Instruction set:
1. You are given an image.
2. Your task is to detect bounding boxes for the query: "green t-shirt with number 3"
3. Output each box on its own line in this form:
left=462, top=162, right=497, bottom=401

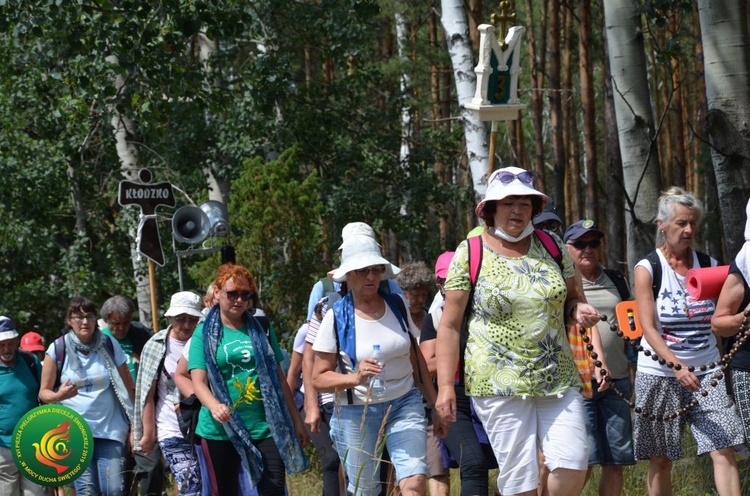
left=188, top=321, right=284, bottom=441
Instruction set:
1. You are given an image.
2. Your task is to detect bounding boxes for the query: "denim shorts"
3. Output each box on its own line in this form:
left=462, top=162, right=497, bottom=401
left=584, top=378, right=635, bottom=466
left=330, top=387, right=428, bottom=495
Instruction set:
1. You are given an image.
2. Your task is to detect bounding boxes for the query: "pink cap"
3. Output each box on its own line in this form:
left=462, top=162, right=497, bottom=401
left=434, top=251, right=456, bottom=279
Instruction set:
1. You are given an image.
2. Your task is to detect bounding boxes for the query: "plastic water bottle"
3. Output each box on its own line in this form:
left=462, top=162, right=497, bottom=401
left=370, top=344, right=386, bottom=398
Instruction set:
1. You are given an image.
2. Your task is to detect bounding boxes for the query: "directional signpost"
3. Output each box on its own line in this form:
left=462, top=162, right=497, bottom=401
left=118, top=169, right=175, bottom=332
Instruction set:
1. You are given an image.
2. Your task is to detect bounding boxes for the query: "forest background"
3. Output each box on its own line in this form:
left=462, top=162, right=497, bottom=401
left=1, top=0, right=749, bottom=346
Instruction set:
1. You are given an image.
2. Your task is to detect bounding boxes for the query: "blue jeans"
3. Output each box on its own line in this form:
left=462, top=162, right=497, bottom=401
left=330, top=388, right=428, bottom=496
left=74, top=438, right=125, bottom=496
left=584, top=378, right=635, bottom=466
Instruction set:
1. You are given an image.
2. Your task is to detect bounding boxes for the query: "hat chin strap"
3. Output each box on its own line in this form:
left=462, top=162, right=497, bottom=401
left=490, top=222, right=535, bottom=243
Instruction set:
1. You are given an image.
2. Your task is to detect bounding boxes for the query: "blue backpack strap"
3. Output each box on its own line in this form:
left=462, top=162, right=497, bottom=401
left=53, top=336, right=66, bottom=390
left=534, top=229, right=563, bottom=271
left=18, top=351, right=40, bottom=391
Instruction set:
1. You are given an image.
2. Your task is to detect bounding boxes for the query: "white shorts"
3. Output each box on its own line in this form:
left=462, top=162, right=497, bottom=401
left=472, top=388, right=589, bottom=495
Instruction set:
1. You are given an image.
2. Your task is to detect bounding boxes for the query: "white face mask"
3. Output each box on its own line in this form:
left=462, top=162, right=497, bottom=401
left=490, top=221, right=535, bottom=242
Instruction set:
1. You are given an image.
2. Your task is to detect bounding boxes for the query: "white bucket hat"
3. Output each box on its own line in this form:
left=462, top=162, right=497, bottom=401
left=164, top=291, right=203, bottom=318
left=476, top=166, right=548, bottom=218
left=339, top=222, right=379, bottom=249
left=332, top=235, right=400, bottom=282
left=0, top=316, right=19, bottom=342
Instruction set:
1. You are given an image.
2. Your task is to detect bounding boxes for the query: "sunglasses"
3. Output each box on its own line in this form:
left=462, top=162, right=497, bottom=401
left=570, top=239, right=601, bottom=250
left=353, top=265, right=386, bottom=277
left=222, top=290, right=255, bottom=302
left=492, top=170, right=534, bottom=185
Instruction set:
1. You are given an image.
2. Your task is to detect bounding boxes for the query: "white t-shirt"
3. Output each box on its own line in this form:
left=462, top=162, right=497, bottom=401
left=155, top=336, right=187, bottom=442
left=313, top=296, right=418, bottom=405
left=306, top=306, right=335, bottom=406
left=636, top=249, right=718, bottom=376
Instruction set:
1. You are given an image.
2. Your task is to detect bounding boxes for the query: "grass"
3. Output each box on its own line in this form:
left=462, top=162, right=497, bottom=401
left=288, top=431, right=750, bottom=495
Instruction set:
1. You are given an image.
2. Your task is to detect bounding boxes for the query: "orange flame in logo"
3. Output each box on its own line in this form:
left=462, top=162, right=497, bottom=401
left=32, top=420, right=71, bottom=474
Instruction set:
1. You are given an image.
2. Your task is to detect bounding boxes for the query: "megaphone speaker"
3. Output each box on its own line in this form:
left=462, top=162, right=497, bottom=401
left=172, top=206, right=210, bottom=244
left=200, top=201, right=230, bottom=237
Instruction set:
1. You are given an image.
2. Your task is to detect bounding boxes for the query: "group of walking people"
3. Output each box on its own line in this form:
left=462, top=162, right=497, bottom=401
left=3, top=165, right=750, bottom=496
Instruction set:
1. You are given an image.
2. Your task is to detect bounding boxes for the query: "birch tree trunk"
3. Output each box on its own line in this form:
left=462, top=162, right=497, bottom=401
left=697, top=0, right=750, bottom=258
left=107, top=54, right=152, bottom=325
left=441, top=0, right=490, bottom=198
left=603, top=0, right=662, bottom=275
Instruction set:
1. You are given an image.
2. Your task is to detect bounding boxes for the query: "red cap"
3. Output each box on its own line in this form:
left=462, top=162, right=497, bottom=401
left=20, top=332, right=45, bottom=352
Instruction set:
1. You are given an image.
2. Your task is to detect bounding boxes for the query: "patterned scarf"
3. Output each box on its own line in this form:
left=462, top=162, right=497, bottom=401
left=64, top=329, right=134, bottom=421
left=202, top=306, right=309, bottom=486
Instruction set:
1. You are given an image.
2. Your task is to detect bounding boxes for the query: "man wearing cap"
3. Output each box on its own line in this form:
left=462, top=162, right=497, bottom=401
left=0, top=316, right=46, bottom=496
left=305, top=222, right=403, bottom=320
left=564, top=219, right=635, bottom=496
left=133, top=292, right=204, bottom=496
left=533, top=202, right=564, bottom=236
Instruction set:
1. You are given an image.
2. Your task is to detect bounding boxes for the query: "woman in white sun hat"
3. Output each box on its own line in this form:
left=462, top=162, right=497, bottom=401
left=435, top=166, right=601, bottom=496
left=312, top=234, right=446, bottom=496
left=132, top=291, right=204, bottom=496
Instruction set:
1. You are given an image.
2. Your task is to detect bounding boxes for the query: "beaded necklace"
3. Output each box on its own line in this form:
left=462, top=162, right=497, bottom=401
left=583, top=310, right=748, bottom=422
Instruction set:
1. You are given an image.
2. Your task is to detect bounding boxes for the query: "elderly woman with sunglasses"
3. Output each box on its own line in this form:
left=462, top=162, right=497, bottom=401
left=188, top=263, right=309, bottom=495
left=39, top=296, right=135, bottom=496
left=435, top=166, right=601, bottom=496
left=312, top=234, right=445, bottom=496
left=132, top=291, right=204, bottom=496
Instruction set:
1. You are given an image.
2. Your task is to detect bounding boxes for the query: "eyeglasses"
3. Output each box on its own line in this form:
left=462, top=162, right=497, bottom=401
left=222, top=290, right=255, bottom=302
left=171, top=316, right=200, bottom=326
left=353, top=265, right=386, bottom=277
left=492, top=170, right=534, bottom=185
left=70, top=314, right=97, bottom=323
left=570, top=239, right=601, bottom=250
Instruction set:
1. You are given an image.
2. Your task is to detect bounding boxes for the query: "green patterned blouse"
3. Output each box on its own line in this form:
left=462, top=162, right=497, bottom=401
left=445, top=233, right=581, bottom=397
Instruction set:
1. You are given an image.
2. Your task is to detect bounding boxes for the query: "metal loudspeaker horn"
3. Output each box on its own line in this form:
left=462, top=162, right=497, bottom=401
left=172, top=205, right=210, bottom=244
left=200, top=201, right=230, bottom=237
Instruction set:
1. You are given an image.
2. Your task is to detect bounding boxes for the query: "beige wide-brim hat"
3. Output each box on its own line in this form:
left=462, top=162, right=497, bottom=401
left=475, top=166, right=548, bottom=218
left=332, top=235, right=400, bottom=283
left=338, top=221, right=379, bottom=250
left=164, top=291, right=203, bottom=318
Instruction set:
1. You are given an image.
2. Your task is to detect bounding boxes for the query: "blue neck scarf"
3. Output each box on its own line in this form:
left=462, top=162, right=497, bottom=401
left=202, top=306, right=309, bottom=486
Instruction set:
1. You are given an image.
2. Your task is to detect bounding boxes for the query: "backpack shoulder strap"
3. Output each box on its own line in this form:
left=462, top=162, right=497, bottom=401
left=603, top=268, right=631, bottom=301
left=467, top=235, right=483, bottom=287
left=696, top=251, right=713, bottom=269
left=102, top=334, right=116, bottom=360
left=534, top=229, right=563, bottom=271
left=645, top=251, right=661, bottom=300
left=18, top=351, right=40, bottom=389
left=53, top=336, right=66, bottom=390
left=321, top=277, right=334, bottom=295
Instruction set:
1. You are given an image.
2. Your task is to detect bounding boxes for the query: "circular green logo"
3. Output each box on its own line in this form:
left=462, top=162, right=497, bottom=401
left=11, top=404, right=93, bottom=487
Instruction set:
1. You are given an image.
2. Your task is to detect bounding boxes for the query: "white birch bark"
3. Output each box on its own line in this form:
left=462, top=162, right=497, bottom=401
left=441, top=0, right=490, bottom=198
left=697, top=0, right=750, bottom=257
left=395, top=11, right=412, bottom=172
left=107, top=54, right=152, bottom=324
left=603, top=0, right=662, bottom=275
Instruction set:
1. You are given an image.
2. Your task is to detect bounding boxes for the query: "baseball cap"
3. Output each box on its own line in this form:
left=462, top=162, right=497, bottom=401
left=164, top=291, right=203, bottom=318
left=434, top=252, right=456, bottom=279
left=563, top=219, right=604, bottom=243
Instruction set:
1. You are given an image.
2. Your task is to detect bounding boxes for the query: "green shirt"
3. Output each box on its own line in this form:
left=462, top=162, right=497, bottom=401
left=188, top=321, right=284, bottom=441
left=445, top=234, right=580, bottom=397
left=101, top=328, right=137, bottom=381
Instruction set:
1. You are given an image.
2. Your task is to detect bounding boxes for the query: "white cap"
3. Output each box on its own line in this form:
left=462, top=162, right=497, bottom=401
left=164, top=291, right=203, bottom=318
